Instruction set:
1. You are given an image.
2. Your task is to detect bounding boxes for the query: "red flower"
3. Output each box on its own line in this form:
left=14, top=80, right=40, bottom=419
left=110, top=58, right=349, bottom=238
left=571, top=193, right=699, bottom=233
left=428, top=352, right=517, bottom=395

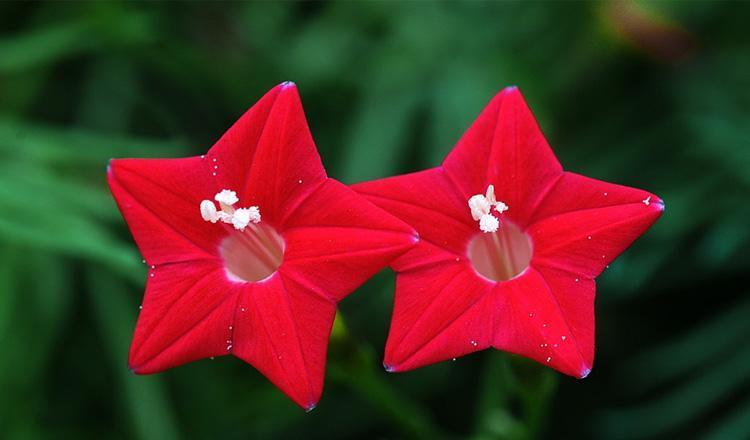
left=353, top=87, right=663, bottom=378
left=107, top=82, right=417, bottom=410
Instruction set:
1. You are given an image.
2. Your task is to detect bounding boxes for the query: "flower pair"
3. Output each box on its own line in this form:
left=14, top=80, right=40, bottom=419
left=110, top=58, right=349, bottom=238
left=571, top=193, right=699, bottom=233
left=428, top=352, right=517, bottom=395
left=107, top=82, right=663, bottom=410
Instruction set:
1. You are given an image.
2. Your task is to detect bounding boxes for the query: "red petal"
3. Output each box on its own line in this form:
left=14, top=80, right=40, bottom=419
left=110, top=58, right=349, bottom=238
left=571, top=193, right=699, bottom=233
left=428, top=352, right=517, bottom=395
left=528, top=179, right=663, bottom=277
left=529, top=171, right=663, bottom=223
left=207, top=82, right=327, bottom=227
left=442, top=87, right=562, bottom=225
left=383, top=250, right=495, bottom=372
left=281, top=179, right=418, bottom=302
left=492, top=267, right=594, bottom=378
left=353, top=167, right=474, bottom=256
left=128, top=260, right=238, bottom=373
left=231, top=275, right=336, bottom=411
left=108, top=157, right=222, bottom=265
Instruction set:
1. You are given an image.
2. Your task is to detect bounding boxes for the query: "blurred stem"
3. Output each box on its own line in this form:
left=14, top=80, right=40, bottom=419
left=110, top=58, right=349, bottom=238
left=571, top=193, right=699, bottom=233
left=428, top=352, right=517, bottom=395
left=328, top=312, right=445, bottom=439
left=473, top=353, right=558, bottom=440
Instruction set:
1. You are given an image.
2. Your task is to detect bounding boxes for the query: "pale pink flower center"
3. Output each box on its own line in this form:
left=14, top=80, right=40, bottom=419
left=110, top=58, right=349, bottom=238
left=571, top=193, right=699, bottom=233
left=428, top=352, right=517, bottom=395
left=220, top=223, right=284, bottom=282
left=467, top=220, right=532, bottom=282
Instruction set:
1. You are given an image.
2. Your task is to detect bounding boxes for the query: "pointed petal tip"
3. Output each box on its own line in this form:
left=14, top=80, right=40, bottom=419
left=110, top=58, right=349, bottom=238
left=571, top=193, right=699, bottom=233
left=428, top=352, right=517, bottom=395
left=578, top=367, right=592, bottom=379
left=498, top=85, right=520, bottom=98
left=654, top=199, right=666, bottom=212
left=280, top=80, right=297, bottom=89
left=304, top=402, right=318, bottom=413
left=383, top=362, right=397, bottom=373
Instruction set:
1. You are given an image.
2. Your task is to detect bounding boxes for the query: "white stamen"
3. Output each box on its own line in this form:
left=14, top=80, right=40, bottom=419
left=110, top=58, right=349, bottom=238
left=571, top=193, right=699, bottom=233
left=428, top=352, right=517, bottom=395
left=217, top=211, right=234, bottom=224
left=200, top=200, right=219, bottom=223
left=468, top=194, right=491, bottom=221
left=495, top=201, right=509, bottom=214
left=479, top=214, right=499, bottom=233
left=231, top=207, right=261, bottom=231
left=643, top=196, right=651, bottom=206
left=468, top=185, right=509, bottom=232
left=215, top=189, right=239, bottom=206
left=200, top=188, right=262, bottom=229
left=485, top=184, right=497, bottom=205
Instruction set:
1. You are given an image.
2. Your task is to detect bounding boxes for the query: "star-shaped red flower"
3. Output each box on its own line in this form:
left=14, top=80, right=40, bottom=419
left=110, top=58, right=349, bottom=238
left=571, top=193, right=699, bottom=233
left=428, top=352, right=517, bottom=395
left=353, top=87, right=663, bottom=378
left=107, top=82, right=417, bottom=410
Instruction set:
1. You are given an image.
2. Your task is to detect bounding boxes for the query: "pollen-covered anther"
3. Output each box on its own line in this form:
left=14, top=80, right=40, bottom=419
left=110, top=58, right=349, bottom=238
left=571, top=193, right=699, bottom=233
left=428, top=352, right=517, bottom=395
left=231, top=207, right=261, bottom=231
left=199, top=188, right=262, bottom=231
left=200, top=200, right=219, bottom=223
left=479, top=214, right=499, bottom=233
left=468, top=184, right=509, bottom=233
left=215, top=189, right=239, bottom=207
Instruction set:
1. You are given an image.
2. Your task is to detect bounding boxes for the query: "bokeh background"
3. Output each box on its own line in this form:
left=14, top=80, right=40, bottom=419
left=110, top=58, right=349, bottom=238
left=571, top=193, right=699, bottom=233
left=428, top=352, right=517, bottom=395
left=1, top=1, right=749, bottom=439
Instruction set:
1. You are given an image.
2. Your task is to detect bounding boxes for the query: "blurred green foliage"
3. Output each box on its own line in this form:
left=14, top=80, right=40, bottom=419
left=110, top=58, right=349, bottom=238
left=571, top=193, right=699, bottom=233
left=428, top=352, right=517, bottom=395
left=0, top=1, right=749, bottom=439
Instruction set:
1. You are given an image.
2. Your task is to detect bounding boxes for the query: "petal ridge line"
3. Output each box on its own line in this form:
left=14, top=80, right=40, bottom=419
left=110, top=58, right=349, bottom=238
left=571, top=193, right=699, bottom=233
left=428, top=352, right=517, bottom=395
left=392, top=267, right=487, bottom=364
left=110, top=171, right=218, bottom=259
left=131, top=263, right=220, bottom=361
left=529, top=267, right=588, bottom=371
left=284, top=243, right=411, bottom=263
left=279, top=269, right=335, bottom=303
left=530, top=204, right=660, bottom=255
left=358, top=191, right=474, bottom=231
left=131, top=281, right=238, bottom=371
left=278, top=274, right=315, bottom=405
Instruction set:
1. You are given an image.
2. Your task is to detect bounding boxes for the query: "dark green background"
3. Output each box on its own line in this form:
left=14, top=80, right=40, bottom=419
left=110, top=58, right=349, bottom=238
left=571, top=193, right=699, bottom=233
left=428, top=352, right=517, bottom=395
left=1, top=1, right=748, bottom=439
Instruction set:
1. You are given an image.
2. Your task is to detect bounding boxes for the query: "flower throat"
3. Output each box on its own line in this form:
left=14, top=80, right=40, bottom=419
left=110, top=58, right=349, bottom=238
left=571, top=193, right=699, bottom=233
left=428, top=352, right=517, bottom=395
left=466, top=185, right=531, bottom=281
left=200, top=189, right=284, bottom=282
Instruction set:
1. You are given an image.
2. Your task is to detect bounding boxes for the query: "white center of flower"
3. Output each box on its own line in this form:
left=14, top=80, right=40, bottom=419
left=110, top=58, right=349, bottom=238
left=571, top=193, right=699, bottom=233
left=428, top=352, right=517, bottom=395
left=199, top=189, right=261, bottom=231
left=468, top=220, right=532, bottom=282
left=467, top=185, right=509, bottom=233
left=200, top=189, right=282, bottom=282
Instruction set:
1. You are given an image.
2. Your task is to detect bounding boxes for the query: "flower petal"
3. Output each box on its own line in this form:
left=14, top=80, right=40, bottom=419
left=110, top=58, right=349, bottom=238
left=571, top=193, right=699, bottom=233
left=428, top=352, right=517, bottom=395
left=528, top=194, right=663, bottom=278
left=231, top=275, right=336, bottom=411
left=108, top=157, right=222, bottom=265
left=207, top=82, right=327, bottom=227
left=442, top=86, right=563, bottom=225
left=492, top=267, right=594, bottom=378
left=529, top=171, right=663, bottom=223
left=128, top=260, right=237, bottom=373
left=353, top=167, right=474, bottom=256
left=384, top=252, right=495, bottom=372
left=281, top=179, right=418, bottom=302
